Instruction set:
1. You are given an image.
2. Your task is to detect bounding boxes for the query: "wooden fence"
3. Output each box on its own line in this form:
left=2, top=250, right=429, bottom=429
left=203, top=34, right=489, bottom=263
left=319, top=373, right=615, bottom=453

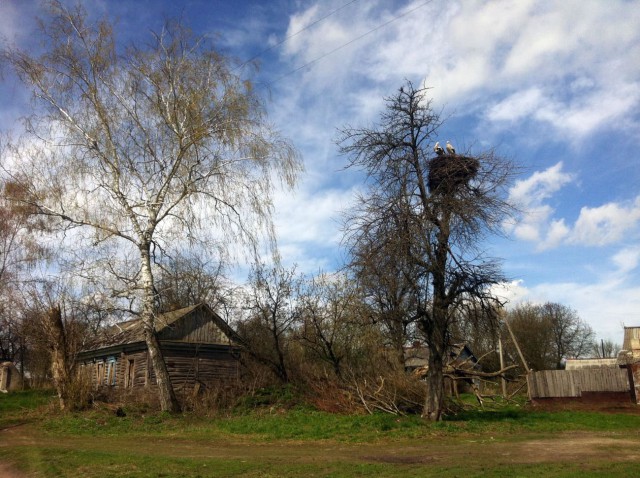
left=528, top=368, right=630, bottom=398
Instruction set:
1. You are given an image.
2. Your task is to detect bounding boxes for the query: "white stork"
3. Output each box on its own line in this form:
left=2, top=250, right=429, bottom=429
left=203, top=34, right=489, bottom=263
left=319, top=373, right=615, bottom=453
left=446, top=141, right=456, bottom=155
left=433, top=142, right=444, bottom=156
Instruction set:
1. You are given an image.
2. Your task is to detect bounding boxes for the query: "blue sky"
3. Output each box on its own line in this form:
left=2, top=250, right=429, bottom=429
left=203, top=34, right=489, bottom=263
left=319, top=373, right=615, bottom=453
left=1, top=0, right=639, bottom=343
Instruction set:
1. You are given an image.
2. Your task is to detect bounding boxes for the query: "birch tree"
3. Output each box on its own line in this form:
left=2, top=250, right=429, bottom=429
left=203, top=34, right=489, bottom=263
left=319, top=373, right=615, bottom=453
left=339, top=82, right=516, bottom=420
left=2, top=2, right=301, bottom=411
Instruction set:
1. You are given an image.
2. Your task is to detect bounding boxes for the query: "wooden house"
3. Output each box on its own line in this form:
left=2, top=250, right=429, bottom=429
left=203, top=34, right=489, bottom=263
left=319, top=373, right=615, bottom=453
left=76, top=303, right=240, bottom=395
left=405, top=343, right=482, bottom=395
left=404, top=343, right=481, bottom=374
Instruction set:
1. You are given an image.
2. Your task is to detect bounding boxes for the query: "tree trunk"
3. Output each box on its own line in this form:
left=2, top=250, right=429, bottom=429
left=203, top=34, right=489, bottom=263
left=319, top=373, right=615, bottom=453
left=139, top=245, right=181, bottom=413
left=422, top=212, right=450, bottom=421
left=46, top=306, right=71, bottom=410
left=422, top=346, right=444, bottom=421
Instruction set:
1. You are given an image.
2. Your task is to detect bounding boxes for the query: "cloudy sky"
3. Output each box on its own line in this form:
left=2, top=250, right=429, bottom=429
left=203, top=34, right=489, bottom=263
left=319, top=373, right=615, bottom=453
left=1, top=0, right=639, bottom=342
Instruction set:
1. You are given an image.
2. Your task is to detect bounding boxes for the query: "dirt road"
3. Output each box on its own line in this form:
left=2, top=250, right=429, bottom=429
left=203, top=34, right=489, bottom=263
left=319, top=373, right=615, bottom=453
left=2, top=422, right=640, bottom=477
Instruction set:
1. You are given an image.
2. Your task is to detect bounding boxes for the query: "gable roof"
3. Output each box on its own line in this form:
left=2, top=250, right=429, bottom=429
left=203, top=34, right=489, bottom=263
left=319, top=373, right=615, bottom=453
left=83, top=303, right=238, bottom=354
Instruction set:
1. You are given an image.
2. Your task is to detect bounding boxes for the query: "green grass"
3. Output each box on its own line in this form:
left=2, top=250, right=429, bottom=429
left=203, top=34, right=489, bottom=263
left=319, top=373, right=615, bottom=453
left=0, top=388, right=56, bottom=428
left=0, top=388, right=55, bottom=412
left=445, top=407, right=640, bottom=433
left=37, top=406, right=431, bottom=442
left=5, top=390, right=640, bottom=442
left=4, top=444, right=640, bottom=478
left=30, top=399, right=640, bottom=443
left=3, top=391, right=640, bottom=477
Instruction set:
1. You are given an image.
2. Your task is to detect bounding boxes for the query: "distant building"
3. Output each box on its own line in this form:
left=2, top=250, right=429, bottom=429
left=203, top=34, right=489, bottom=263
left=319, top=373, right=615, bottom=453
left=529, top=327, right=638, bottom=403
left=405, top=342, right=481, bottom=395
left=0, top=361, right=23, bottom=393
left=565, top=358, right=618, bottom=370
left=617, top=326, right=640, bottom=404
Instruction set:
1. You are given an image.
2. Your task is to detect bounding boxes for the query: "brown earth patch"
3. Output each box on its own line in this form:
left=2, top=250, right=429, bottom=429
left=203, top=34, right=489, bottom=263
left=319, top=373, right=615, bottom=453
left=0, top=462, right=25, bottom=478
left=529, top=395, right=640, bottom=413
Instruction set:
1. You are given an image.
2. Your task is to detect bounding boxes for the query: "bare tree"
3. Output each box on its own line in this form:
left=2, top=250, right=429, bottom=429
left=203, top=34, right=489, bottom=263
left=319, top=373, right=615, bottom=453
left=0, top=178, right=48, bottom=377
left=592, top=339, right=621, bottom=359
left=339, top=82, right=516, bottom=420
left=2, top=3, right=301, bottom=411
left=505, top=302, right=594, bottom=370
left=351, top=231, right=419, bottom=367
left=542, top=302, right=594, bottom=369
left=297, top=272, right=362, bottom=378
left=235, top=264, right=303, bottom=383
left=154, top=252, right=227, bottom=312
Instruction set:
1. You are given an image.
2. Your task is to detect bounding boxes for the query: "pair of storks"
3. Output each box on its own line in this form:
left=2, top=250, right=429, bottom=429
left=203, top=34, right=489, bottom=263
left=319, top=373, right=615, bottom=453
left=433, top=141, right=455, bottom=156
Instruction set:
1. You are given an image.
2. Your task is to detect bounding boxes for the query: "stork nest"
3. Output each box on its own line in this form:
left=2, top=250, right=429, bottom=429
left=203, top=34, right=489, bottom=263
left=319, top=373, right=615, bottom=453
left=428, top=155, right=479, bottom=195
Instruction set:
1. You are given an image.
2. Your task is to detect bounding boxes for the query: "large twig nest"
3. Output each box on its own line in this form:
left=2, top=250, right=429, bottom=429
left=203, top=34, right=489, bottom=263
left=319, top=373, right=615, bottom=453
left=428, top=155, right=479, bottom=194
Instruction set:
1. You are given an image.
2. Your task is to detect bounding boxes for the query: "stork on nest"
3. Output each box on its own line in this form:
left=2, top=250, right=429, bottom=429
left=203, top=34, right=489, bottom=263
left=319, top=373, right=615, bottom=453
left=446, top=141, right=456, bottom=155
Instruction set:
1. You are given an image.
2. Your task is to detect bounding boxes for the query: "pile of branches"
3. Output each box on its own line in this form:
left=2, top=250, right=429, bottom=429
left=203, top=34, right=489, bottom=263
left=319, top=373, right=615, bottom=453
left=347, top=372, right=426, bottom=416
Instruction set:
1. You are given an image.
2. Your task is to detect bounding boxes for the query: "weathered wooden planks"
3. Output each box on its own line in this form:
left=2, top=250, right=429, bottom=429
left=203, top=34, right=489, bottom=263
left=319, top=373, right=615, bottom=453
left=528, top=368, right=630, bottom=398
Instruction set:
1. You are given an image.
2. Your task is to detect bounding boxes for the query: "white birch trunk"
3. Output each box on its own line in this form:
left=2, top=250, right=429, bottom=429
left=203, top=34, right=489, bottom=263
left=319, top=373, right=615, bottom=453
left=139, top=245, right=180, bottom=412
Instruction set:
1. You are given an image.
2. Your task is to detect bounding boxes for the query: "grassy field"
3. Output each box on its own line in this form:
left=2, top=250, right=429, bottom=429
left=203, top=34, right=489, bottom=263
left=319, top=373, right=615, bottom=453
left=2, top=390, right=640, bottom=477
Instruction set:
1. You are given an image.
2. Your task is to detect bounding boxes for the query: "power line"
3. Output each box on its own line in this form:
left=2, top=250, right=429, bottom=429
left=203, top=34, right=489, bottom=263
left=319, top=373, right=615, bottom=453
left=266, top=0, right=433, bottom=87
left=237, top=0, right=361, bottom=71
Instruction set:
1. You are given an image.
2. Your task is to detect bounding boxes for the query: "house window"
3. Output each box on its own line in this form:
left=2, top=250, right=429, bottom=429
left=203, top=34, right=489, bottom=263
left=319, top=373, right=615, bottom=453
left=125, top=359, right=135, bottom=388
left=106, top=357, right=117, bottom=386
left=96, top=361, right=104, bottom=385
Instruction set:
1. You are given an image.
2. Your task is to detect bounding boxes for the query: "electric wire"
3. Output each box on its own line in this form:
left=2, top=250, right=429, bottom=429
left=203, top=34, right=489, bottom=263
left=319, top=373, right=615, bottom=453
left=237, top=0, right=361, bottom=71
left=265, top=0, right=433, bottom=87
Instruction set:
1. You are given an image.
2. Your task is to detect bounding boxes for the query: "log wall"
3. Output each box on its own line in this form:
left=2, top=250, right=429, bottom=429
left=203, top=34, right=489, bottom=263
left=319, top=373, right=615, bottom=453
left=79, top=347, right=238, bottom=393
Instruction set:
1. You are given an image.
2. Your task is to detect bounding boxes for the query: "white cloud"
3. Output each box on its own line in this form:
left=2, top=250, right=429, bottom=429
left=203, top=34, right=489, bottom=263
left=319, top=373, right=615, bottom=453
left=569, top=197, right=640, bottom=246
left=486, top=84, right=640, bottom=141
left=541, top=219, right=570, bottom=250
left=505, top=162, right=573, bottom=247
left=508, top=162, right=573, bottom=206
left=272, top=179, right=359, bottom=272
left=508, top=164, right=640, bottom=250
left=611, top=246, right=640, bottom=276
left=512, top=279, right=640, bottom=343
left=424, top=0, right=640, bottom=140
left=487, top=88, right=545, bottom=122
left=0, top=2, right=21, bottom=43
left=495, top=247, right=640, bottom=342
left=276, top=0, right=640, bottom=152
left=491, top=279, right=529, bottom=305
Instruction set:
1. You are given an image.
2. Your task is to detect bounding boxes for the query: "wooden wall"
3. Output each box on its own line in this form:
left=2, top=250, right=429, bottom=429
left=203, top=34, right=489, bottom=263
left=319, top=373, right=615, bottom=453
left=163, top=355, right=238, bottom=394
left=528, top=369, right=630, bottom=398
left=79, top=347, right=238, bottom=393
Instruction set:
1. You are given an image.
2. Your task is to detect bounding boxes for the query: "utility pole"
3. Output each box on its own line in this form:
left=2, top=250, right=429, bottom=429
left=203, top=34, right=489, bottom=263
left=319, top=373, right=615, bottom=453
left=498, top=334, right=507, bottom=397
